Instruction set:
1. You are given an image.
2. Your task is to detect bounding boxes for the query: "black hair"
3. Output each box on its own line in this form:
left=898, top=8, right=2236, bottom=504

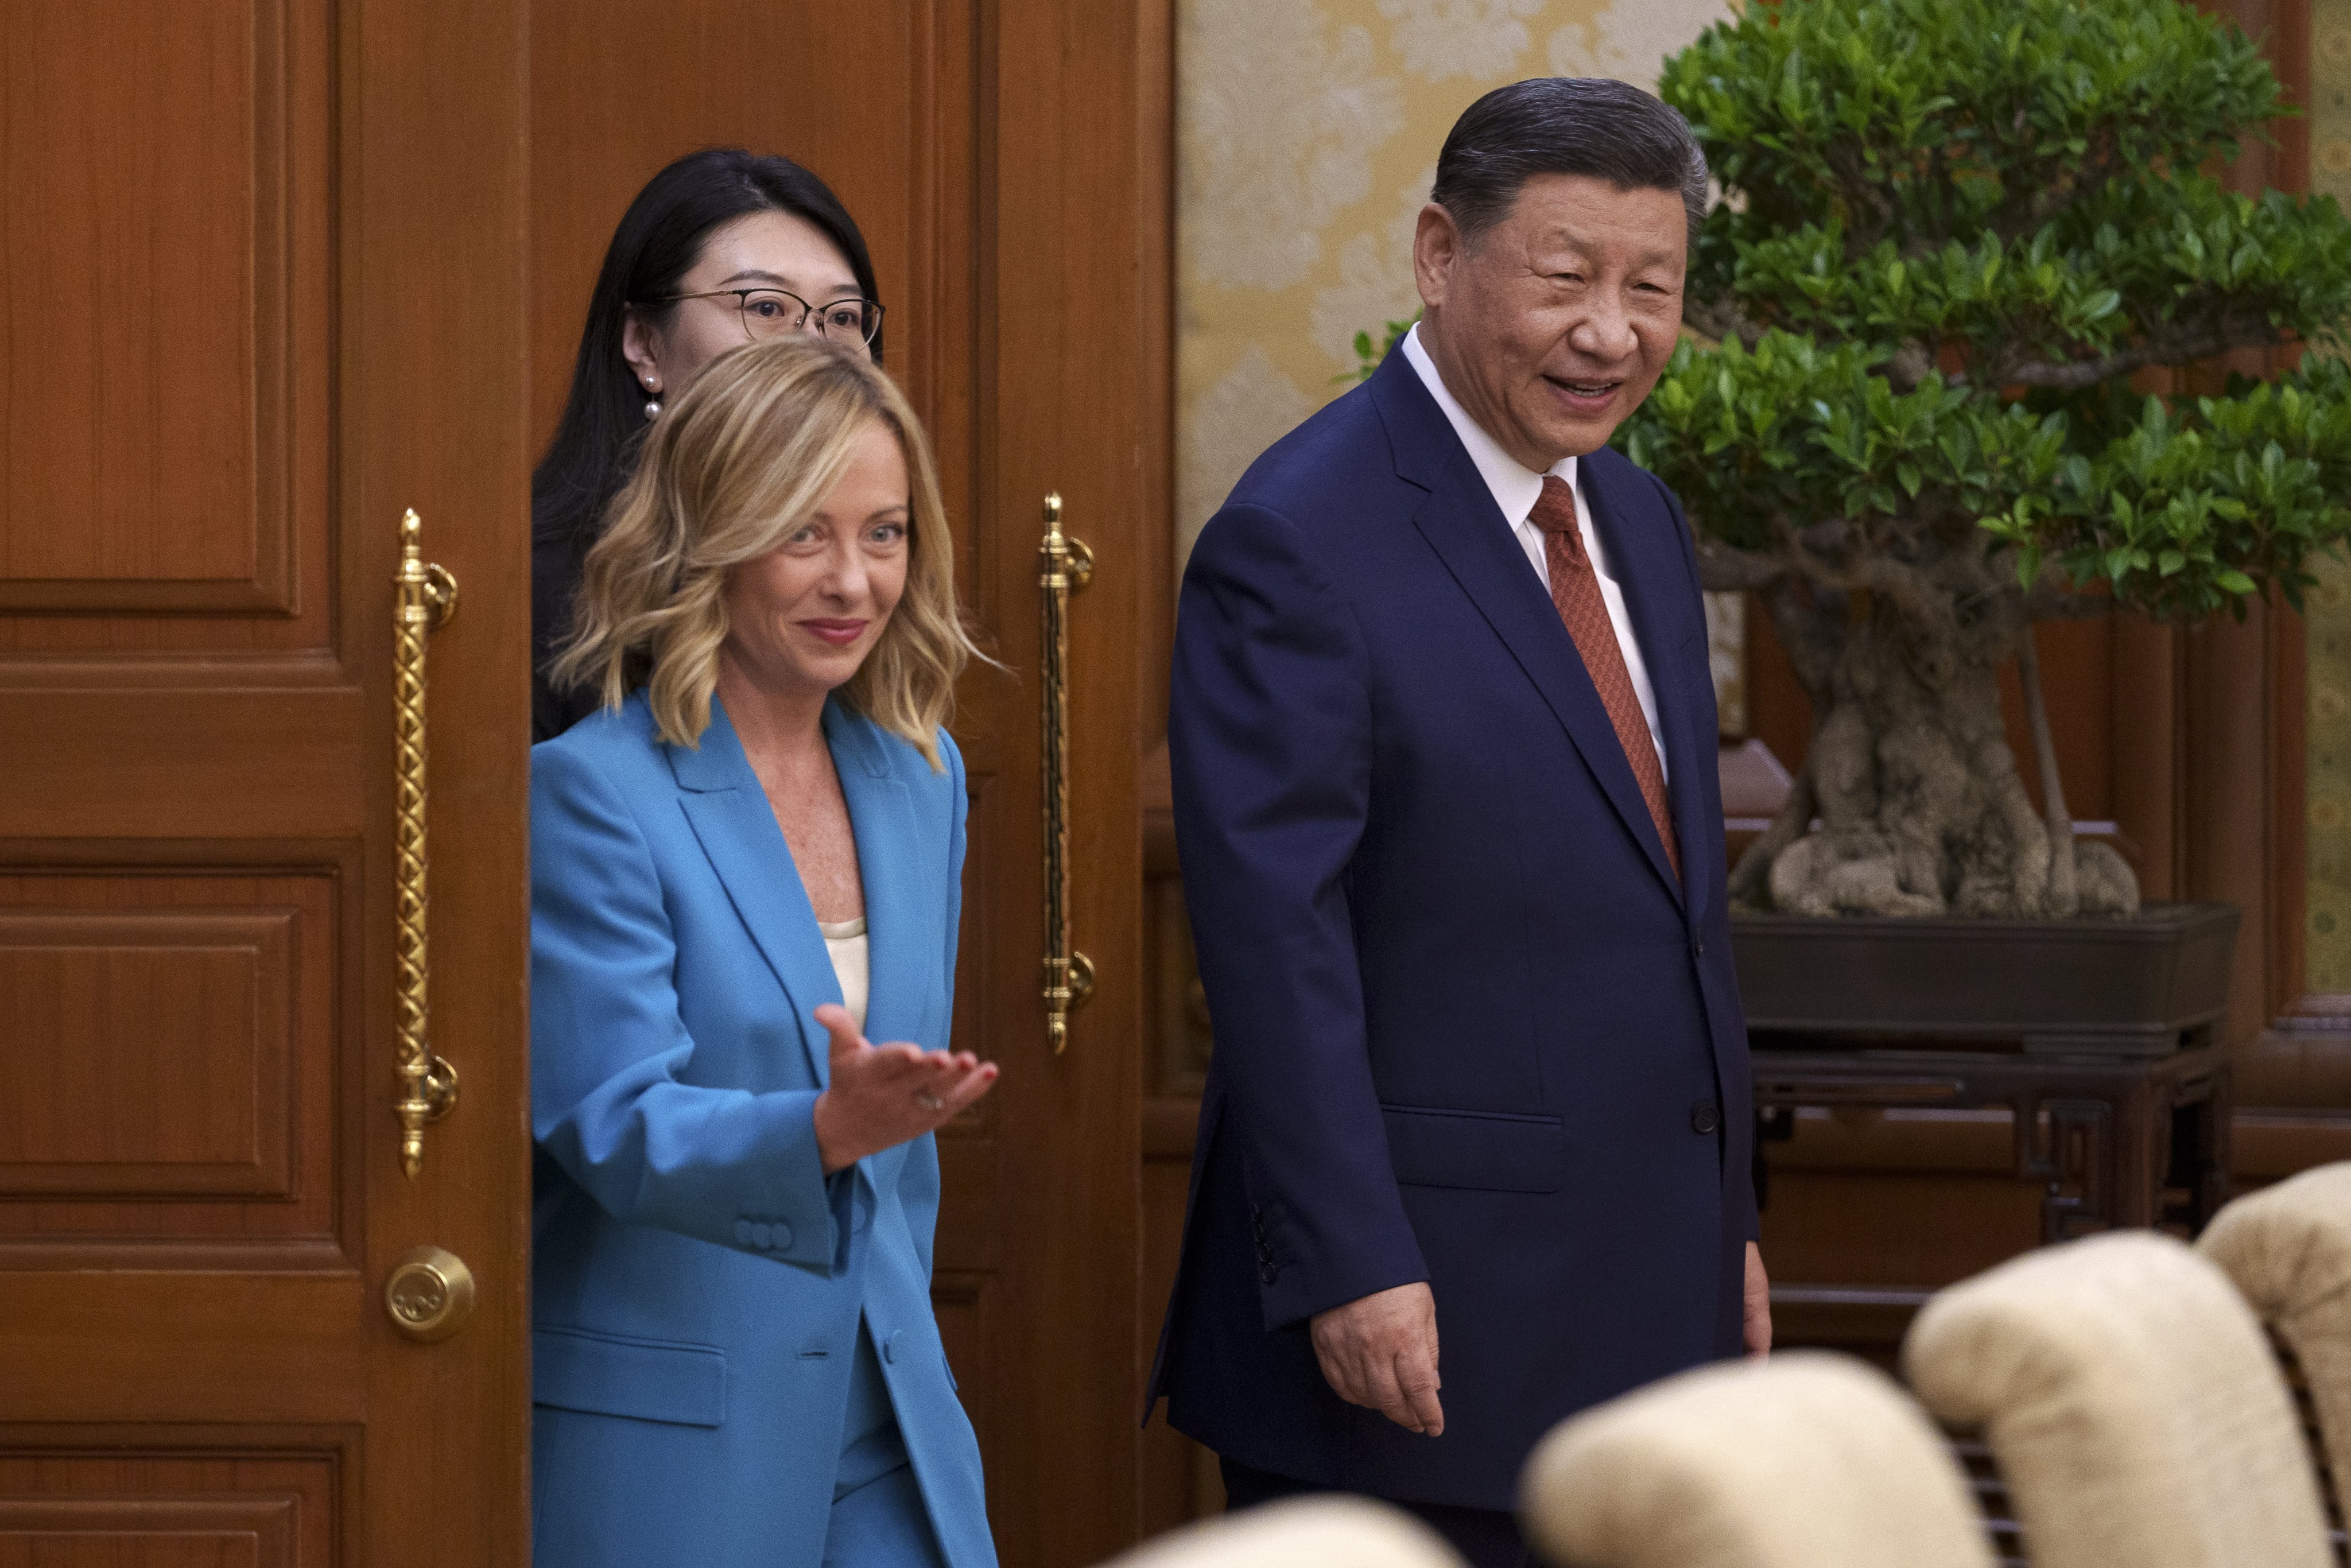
left=1431, top=77, right=1707, bottom=247
left=530, top=147, right=881, bottom=553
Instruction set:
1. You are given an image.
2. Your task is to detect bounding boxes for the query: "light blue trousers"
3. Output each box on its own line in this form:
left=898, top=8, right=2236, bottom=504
left=822, top=1316, right=947, bottom=1568
left=823, top=1461, right=948, bottom=1568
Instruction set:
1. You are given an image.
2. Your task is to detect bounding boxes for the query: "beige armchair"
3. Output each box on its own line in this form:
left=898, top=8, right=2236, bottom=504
left=1903, top=1229, right=2333, bottom=1568
left=1099, top=1497, right=1467, bottom=1568
left=2199, top=1162, right=2351, bottom=1523
left=1518, top=1351, right=1994, bottom=1568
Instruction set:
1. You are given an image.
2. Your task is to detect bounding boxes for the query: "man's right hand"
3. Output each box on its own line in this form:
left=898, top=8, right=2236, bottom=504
left=1309, top=1282, right=1444, bottom=1436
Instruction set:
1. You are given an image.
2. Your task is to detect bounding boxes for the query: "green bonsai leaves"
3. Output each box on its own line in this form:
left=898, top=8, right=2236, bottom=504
left=1667, top=0, right=2282, bottom=259
left=1639, top=0, right=2351, bottom=621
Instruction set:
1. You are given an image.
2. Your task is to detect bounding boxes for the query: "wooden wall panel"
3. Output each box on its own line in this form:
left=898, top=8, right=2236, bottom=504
left=1, top=1501, right=276, bottom=1567
left=0, top=911, right=286, bottom=1186
left=2, top=2, right=267, bottom=596
left=0, top=872, right=339, bottom=1258
left=0, top=691, right=362, bottom=841
left=0, top=0, right=324, bottom=630
left=0, top=1447, right=337, bottom=1568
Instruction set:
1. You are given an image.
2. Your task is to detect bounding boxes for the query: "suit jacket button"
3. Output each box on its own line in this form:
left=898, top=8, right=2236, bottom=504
left=733, top=1219, right=754, bottom=1245
left=1259, top=1263, right=1278, bottom=1284
left=772, top=1224, right=793, bottom=1251
left=1691, top=1102, right=1721, bottom=1136
left=750, top=1222, right=773, bottom=1249
left=883, top=1330, right=903, bottom=1365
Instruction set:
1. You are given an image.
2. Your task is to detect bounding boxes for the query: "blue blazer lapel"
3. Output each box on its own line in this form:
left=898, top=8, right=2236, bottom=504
left=1370, top=355, right=1684, bottom=906
left=670, top=698, right=842, bottom=1086
left=1581, top=453, right=1716, bottom=923
left=822, top=701, right=926, bottom=1047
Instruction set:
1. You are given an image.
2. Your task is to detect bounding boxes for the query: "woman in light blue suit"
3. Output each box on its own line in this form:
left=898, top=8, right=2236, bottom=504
left=532, top=335, right=998, bottom=1568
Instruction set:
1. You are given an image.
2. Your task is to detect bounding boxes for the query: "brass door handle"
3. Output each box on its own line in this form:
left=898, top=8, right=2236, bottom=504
left=393, top=510, right=460, bottom=1177
left=384, top=1244, right=476, bottom=1342
left=1038, top=494, right=1094, bottom=1053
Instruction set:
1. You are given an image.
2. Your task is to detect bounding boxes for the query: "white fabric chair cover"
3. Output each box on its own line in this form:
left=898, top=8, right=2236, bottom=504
left=1098, top=1497, right=1465, bottom=1568
left=1519, top=1350, right=1995, bottom=1568
left=1904, top=1229, right=2332, bottom=1568
left=2199, top=1161, right=2351, bottom=1516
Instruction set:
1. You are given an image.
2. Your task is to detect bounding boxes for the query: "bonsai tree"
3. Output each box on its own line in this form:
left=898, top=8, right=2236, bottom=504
left=1623, top=0, right=2351, bottom=919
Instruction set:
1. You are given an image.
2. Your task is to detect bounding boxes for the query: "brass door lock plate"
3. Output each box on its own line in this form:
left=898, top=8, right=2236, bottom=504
left=384, top=1244, right=476, bottom=1343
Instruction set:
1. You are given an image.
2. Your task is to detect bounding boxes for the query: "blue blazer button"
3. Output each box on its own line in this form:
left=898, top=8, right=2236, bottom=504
left=750, top=1222, right=773, bottom=1249
left=883, top=1329, right=904, bottom=1365
left=733, top=1218, right=754, bottom=1245
left=772, top=1224, right=793, bottom=1251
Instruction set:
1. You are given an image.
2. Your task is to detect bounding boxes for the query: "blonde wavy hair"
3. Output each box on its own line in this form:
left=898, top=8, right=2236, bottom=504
left=550, top=336, right=977, bottom=769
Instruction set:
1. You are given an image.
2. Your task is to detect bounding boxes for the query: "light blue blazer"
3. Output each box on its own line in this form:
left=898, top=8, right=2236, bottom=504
left=529, top=691, right=992, bottom=1568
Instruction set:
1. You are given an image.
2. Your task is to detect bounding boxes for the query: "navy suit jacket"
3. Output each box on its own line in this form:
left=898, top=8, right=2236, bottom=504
left=1147, top=348, right=1758, bottom=1511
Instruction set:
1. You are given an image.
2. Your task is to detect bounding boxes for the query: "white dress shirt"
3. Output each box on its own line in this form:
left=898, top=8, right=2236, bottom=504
left=1400, top=324, right=1669, bottom=783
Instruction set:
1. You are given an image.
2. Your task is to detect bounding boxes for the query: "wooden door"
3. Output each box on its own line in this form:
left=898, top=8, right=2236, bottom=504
left=528, top=2, right=1164, bottom=1562
left=0, top=2, right=533, bottom=1563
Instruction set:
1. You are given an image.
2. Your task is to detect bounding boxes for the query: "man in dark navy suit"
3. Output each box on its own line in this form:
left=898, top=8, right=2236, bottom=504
left=1147, top=78, right=1770, bottom=1566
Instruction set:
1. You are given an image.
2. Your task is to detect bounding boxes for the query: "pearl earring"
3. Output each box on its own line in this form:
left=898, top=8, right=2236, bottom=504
left=643, top=397, right=662, bottom=421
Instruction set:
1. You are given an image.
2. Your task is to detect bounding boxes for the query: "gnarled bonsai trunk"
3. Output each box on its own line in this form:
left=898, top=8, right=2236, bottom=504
left=1739, top=554, right=2139, bottom=919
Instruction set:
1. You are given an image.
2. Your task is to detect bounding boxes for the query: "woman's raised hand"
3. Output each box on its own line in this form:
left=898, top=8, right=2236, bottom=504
left=809, top=1003, right=999, bottom=1173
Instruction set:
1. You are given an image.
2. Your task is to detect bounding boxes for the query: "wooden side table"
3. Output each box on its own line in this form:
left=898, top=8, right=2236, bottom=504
left=1751, top=1042, right=2233, bottom=1244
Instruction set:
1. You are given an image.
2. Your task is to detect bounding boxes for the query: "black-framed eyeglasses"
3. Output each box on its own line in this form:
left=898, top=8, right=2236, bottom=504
left=655, top=287, right=884, bottom=348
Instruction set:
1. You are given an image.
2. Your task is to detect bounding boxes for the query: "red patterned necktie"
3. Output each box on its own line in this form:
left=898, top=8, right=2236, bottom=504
left=1527, top=474, right=1681, bottom=881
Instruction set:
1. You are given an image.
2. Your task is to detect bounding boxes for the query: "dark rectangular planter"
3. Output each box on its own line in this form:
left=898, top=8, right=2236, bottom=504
left=1731, top=901, right=2241, bottom=1057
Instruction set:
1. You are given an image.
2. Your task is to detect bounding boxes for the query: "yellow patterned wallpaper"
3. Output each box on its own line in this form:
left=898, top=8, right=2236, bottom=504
left=1174, top=0, right=1748, bottom=723
left=2304, top=0, right=2351, bottom=991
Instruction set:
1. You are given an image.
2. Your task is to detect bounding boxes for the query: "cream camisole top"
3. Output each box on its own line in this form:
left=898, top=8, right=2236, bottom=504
left=817, top=916, right=870, bottom=1033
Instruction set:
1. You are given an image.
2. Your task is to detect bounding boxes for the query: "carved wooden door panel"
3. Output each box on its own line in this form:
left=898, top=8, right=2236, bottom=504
left=527, top=2, right=1160, bottom=1561
left=0, top=2, right=533, bottom=1563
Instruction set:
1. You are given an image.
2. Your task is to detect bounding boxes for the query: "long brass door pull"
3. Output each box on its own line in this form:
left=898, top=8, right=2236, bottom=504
left=1038, top=494, right=1093, bottom=1053
left=393, top=510, right=460, bottom=1177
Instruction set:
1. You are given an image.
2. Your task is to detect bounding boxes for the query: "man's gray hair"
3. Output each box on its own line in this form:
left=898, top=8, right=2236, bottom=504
left=1432, top=77, right=1708, bottom=249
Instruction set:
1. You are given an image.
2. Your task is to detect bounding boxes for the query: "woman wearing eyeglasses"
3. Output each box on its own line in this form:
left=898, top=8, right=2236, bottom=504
left=533, top=148, right=888, bottom=741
